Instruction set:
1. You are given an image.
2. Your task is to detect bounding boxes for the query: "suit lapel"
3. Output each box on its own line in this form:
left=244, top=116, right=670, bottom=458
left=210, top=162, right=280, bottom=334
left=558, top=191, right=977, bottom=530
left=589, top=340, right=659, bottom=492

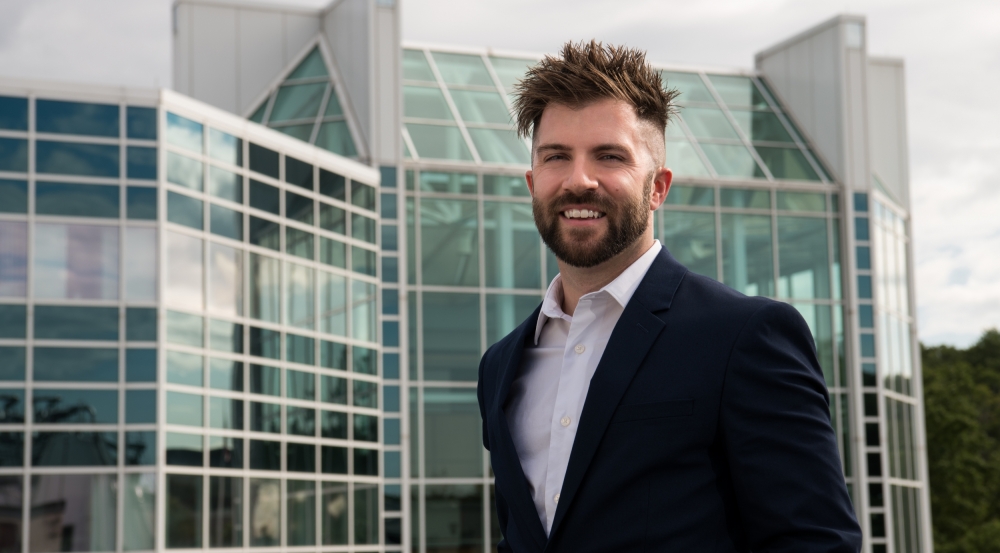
left=546, top=249, right=688, bottom=544
left=489, top=305, right=549, bottom=552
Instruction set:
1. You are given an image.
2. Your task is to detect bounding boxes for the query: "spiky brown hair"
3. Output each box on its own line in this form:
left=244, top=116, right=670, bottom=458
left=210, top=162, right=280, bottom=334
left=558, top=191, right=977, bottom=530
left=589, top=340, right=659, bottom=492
left=512, top=40, right=678, bottom=141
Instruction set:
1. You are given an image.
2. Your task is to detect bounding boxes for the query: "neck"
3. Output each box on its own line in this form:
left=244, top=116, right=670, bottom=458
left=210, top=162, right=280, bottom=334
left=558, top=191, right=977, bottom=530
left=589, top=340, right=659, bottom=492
left=557, top=232, right=654, bottom=316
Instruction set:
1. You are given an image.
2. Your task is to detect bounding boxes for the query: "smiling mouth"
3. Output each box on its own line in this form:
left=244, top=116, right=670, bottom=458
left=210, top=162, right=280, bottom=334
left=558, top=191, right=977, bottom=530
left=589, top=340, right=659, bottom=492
left=561, top=209, right=605, bottom=220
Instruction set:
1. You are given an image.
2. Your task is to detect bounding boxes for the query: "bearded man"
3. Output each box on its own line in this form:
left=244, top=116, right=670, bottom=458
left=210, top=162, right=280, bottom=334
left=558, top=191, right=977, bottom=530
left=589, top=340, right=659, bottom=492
left=477, top=41, right=862, bottom=552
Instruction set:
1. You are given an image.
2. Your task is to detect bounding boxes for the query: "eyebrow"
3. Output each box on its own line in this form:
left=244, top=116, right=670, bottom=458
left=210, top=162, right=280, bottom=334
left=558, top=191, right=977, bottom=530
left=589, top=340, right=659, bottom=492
left=534, top=143, right=633, bottom=155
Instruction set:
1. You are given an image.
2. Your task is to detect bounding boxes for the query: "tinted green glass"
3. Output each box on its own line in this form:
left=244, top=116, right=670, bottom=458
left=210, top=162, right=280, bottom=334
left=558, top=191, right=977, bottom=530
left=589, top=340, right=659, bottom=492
left=720, top=188, right=770, bottom=209
left=248, top=143, right=279, bottom=179
left=287, top=406, right=315, bottom=437
left=0, top=390, right=24, bottom=423
left=432, top=52, right=493, bottom=86
left=127, top=146, right=157, bottom=180
left=420, top=198, right=479, bottom=286
left=352, top=280, right=377, bottom=342
left=730, top=110, right=793, bottom=143
left=320, top=339, right=347, bottom=371
left=271, top=83, right=326, bottom=123
left=791, top=303, right=834, bottom=385
left=166, top=473, right=202, bottom=546
left=36, top=182, right=119, bottom=217
left=662, top=211, right=717, bottom=279
left=250, top=443, right=281, bottom=473
left=286, top=264, right=315, bottom=329
left=352, top=181, right=375, bottom=211
left=166, top=152, right=203, bottom=193
left=287, top=480, right=317, bottom=544
left=249, top=216, right=280, bottom=251
left=126, top=349, right=156, bottom=382
left=249, top=179, right=280, bottom=215
left=287, top=444, right=315, bottom=473
left=353, top=380, right=377, bottom=408
left=286, top=47, right=328, bottom=78
left=450, top=89, right=509, bottom=124
left=124, top=433, right=155, bottom=467
left=167, top=432, right=203, bottom=467
left=250, top=364, right=280, bottom=396
left=777, top=191, right=825, bottom=212
left=0, top=304, right=26, bottom=338
left=126, top=307, right=157, bottom=341
left=486, top=294, right=540, bottom=346
left=403, top=49, right=435, bottom=81
left=706, top=75, right=770, bottom=109
left=662, top=71, right=715, bottom=104
left=353, top=346, right=376, bottom=375
left=420, top=171, right=477, bottom=193
left=484, top=201, right=540, bottom=288
left=0, top=96, right=28, bottom=130
left=167, top=350, right=203, bottom=386
left=354, top=449, right=378, bottom=476
left=0, top=347, right=25, bottom=381
left=250, top=401, right=281, bottom=434
left=424, top=388, right=482, bottom=476
left=680, top=107, right=739, bottom=140
left=208, top=204, right=242, bottom=240
left=34, top=305, right=118, bottom=340
left=666, top=184, right=714, bottom=206
left=700, top=144, right=766, bottom=179
left=324, top=92, right=344, bottom=117
left=404, top=85, right=453, bottom=120
left=665, top=139, right=711, bottom=177
left=423, top=292, right=480, bottom=381
left=483, top=174, right=529, bottom=197
left=0, top=138, right=27, bottom=173
left=721, top=213, right=774, bottom=296
left=352, top=247, right=376, bottom=277
left=208, top=128, right=241, bottom=166
left=273, top=122, right=312, bottom=138
left=287, top=191, right=313, bottom=225
left=33, top=434, right=117, bottom=466
left=321, top=411, right=347, bottom=440
left=755, top=146, right=820, bottom=181
left=208, top=166, right=242, bottom=203
left=351, top=213, right=376, bottom=245
left=37, top=99, right=118, bottom=137
left=33, top=347, right=118, bottom=381
left=315, top=121, right=357, bottom=157
left=210, top=359, right=243, bottom=393
left=166, top=391, right=203, bottom=427
left=206, top=476, right=242, bottom=546
left=488, top=56, right=534, bottom=91
left=0, top=179, right=27, bottom=213
left=468, top=127, right=528, bottom=164
left=425, top=485, right=483, bottom=549
left=127, top=186, right=157, bottom=219
left=167, top=191, right=203, bottom=230
left=167, top=310, right=203, bottom=348
left=126, top=106, right=156, bottom=139
left=406, top=123, right=473, bottom=161
left=287, top=369, right=316, bottom=400
left=126, top=390, right=157, bottom=424
left=209, top=397, right=243, bottom=430
left=166, top=112, right=203, bottom=153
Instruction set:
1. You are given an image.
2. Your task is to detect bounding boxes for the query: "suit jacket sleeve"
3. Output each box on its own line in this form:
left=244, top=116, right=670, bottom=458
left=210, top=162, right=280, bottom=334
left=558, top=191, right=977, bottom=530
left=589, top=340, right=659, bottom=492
left=478, top=346, right=514, bottom=553
left=721, top=301, right=862, bottom=552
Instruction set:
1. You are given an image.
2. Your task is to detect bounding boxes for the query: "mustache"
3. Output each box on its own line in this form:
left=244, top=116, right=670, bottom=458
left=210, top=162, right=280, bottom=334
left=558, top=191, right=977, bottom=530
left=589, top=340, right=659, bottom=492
left=543, top=190, right=616, bottom=213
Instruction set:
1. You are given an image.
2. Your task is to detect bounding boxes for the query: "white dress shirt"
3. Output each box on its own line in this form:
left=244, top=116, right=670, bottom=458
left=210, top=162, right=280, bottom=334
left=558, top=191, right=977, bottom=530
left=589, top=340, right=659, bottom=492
left=504, top=240, right=662, bottom=535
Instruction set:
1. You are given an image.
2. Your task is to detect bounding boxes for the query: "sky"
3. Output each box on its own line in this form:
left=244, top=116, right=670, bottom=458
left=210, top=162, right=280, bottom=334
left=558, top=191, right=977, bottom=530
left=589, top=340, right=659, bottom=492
left=0, top=0, right=997, bottom=348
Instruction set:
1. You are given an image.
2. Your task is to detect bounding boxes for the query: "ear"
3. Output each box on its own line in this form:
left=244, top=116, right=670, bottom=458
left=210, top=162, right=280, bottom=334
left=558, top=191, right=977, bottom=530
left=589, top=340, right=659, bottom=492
left=650, top=167, right=672, bottom=210
left=525, top=170, right=535, bottom=198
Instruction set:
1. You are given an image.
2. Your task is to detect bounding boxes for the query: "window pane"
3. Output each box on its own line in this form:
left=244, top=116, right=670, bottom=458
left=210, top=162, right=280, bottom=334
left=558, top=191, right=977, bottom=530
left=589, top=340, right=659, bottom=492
left=404, top=85, right=453, bottom=120
left=287, top=190, right=314, bottom=224
left=167, top=391, right=203, bottom=427
left=124, top=431, right=155, bottom=466
left=209, top=166, right=242, bottom=202
left=354, top=448, right=378, bottom=475
left=352, top=247, right=376, bottom=277
left=680, top=107, right=740, bottom=140
left=167, top=191, right=204, bottom=230
left=167, top=151, right=204, bottom=191
left=721, top=213, right=773, bottom=296
left=210, top=358, right=243, bottom=390
left=351, top=213, right=376, bottom=244
left=249, top=179, right=280, bottom=214
left=0, top=221, right=27, bottom=297
left=706, top=75, right=770, bottom=109
left=403, top=49, right=435, bottom=81
left=210, top=397, right=243, bottom=430
left=320, top=204, right=346, bottom=236
left=31, top=474, right=117, bottom=551
left=250, top=402, right=281, bottom=433
left=208, top=243, right=243, bottom=317
left=126, top=106, right=157, bottom=139
left=354, top=483, right=379, bottom=544
left=0, top=304, right=26, bottom=338
left=778, top=216, right=830, bottom=299
left=322, top=410, right=347, bottom=438
left=249, top=216, right=280, bottom=250
left=406, top=124, right=473, bottom=161
left=755, top=146, right=821, bottom=181
left=208, top=476, right=243, bottom=547
left=33, top=432, right=117, bottom=466
left=34, top=305, right=118, bottom=340
left=34, top=389, right=118, bottom=424
left=123, top=473, right=156, bottom=550
left=321, top=376, right=347, bottom=405
left=167, top=351, right=203, bottom=388
left=432, top=52, right=493, bottom=86
left=126, top=348, right=156, bottom=382
left=208, top=128, right=241, bottom=166
left=720, top=188, right=769, bottom=209
left=36, top=182, right=119, bottom=218
left=287, top=406, right=316, bottom=437
left=488, top=56, right=531, bottom=91
left=420, top=171, right=477, bottom=194
left=699, top=143, right=766, bottom=179
left=420, top=198, right=479, bottom=286
left=729, top=110, right=794, bottom=143
left=167, top=310, right=203, bottom=348
left=354, top=414, right=378, bottom=442
left=0, top=347, right=25, bottom=381
left=166, top=112, right=203, bottom=153
left=450, top=89, right=509, bottom=124
left=287, top=480, right=317, bottom=545
left=424, top=292, right=480, bottom=381
left=467, top=127, right=529, bottom=164
left=483, top=174, right=528, bottom=197
left=0, top=138, right=27, bottom=172
left=665, top=139, right=711, bottom=177
left=127, top=186, right=157, bottom=220
left=249, top=478, right=281, bottom=545
left=166, top=474, right=202, bottom=548
left=424, top=387, right=482, bottom=477
left=287, top=262, right=315, bottom=329
left=287, top=367, right=316, bottom=400
left=166, top=432, right=202, bottom=466
left=791, top=303, right=835, bottom=386
left=662, top=210, right=717, bottom=279
left=321, top=482, right=349, bottom=544
left=351, top=280, right=376, bottom=342
left=0, top=390, right=25, bottom=423
left=124, top=227, right=157, bottom=301
left=250, top=364, right=281, bottom=396
left=319, top=271, right=347, bottom=336
left=250, top=253, right=280, bottom=323
left=209, top=435, right=242, bottom=468
left=127, top=146, right=157, bottom=180
left=354, top=346, right=376, bottom=375
left=125, top=390, right=157, bottom=424
left=166, top=231, right=203, bottom=311
left=33, top=347, right=118, bottom=382
left=426, top=484, right=483, bottom=552
left=38, top=99, right=119, bottom=137
left=315, top=121, right=358, bottom=158
left=36, top=141, right=119, bottom=177
left=484, top=201, right=540, bottom=289
left=0, top=95, right=28, bottom=130
left=485, top=294, right=541, bottom=347
left=210, top=204, right=242, bottom=240
left=353, top=380, right=377, bottom=409
left=0, top=179, right=27, bottom=213
left=270, top=83, right=326, bottom=123
left=250, top=327, right=280, bottom=360
left=248, top=143, right=279, bottom=179
left=777, top=191, right=825, bottom=212
left=662, top=71, right=715, bottom=104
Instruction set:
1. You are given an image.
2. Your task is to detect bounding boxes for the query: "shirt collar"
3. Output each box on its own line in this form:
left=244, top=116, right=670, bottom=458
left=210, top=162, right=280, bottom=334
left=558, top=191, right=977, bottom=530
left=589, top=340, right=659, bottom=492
left=533, top=240, right=662, bottom=345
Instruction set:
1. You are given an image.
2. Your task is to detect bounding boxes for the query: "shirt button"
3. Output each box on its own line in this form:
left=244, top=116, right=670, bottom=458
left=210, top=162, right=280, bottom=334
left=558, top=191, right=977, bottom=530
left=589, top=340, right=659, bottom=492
left=560, top=416, right=571, bottom=427
left=554, top=493, right=560, bottom=504
left=574, top=344, right=585, bottom=354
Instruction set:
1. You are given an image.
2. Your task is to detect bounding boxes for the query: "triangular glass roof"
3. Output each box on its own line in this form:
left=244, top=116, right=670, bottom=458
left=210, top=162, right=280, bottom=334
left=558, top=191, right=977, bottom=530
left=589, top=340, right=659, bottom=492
left=401, top=46, right=833, bottom=183
left=249, top=47, right=358, bottom=159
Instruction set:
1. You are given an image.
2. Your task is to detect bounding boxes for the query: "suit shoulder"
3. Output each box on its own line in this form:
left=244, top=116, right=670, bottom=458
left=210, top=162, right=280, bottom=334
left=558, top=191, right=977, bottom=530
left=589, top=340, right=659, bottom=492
left=673, top=270, right=777, bottom=316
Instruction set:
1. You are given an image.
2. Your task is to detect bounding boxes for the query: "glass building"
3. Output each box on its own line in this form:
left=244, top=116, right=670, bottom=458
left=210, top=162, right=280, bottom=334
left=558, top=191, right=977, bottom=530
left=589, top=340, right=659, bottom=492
left=0, top=2, right=928, bottom=552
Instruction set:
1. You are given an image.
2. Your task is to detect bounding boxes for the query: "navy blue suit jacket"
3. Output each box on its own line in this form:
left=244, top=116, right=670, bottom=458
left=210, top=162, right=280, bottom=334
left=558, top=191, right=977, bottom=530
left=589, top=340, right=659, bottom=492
left=478, top=248, right=861, bottom=552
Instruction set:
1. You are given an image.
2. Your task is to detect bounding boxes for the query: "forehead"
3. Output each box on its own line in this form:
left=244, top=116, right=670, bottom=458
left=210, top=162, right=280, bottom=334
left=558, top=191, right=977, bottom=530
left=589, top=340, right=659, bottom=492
left=534, top=98, right=655, bottom=148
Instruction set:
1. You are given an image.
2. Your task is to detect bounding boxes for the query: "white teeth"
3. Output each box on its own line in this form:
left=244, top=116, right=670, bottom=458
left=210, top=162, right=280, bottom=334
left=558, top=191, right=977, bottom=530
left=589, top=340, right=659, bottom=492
left=563, top=209, right=604, bottom=219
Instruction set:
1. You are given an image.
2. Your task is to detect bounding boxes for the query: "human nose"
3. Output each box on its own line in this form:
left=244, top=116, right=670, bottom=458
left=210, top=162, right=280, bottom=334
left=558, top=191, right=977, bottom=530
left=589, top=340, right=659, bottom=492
left=564, top=158, right=599, bottom=193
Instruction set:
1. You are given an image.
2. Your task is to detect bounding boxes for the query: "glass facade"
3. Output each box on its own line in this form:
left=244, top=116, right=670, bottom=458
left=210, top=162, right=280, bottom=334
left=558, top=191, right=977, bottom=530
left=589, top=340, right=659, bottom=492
left=0, top=90, right=381, bottom=551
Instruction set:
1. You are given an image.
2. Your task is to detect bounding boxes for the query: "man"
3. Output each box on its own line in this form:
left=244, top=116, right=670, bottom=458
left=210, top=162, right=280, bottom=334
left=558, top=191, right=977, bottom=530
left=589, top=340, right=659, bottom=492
left=477, top=41, right=862, bottom=552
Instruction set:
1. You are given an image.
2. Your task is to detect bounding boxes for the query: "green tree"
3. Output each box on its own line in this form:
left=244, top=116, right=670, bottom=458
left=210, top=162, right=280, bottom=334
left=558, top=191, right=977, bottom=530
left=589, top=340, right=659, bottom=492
left=923, top=329, right=1000, bottom=553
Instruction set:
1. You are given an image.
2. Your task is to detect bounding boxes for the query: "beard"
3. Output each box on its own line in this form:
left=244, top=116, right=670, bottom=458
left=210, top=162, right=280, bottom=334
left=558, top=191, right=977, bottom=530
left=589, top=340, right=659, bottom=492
left=533, top=174, right=652, bottom=268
